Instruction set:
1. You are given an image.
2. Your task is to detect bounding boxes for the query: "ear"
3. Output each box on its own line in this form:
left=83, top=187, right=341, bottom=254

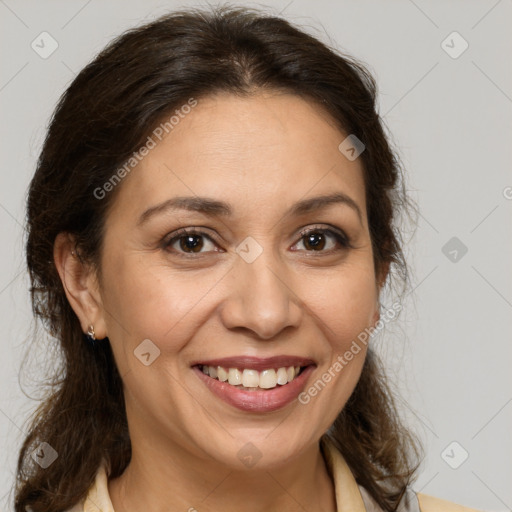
left=53, top=232, right=108, bottom=339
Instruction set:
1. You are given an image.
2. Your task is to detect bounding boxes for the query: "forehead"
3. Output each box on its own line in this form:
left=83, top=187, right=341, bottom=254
left=107, top=91, right=367, bottom=224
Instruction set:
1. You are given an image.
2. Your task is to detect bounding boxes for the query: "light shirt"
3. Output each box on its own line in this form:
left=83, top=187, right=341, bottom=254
left=68, top=436, right=479, bottom=511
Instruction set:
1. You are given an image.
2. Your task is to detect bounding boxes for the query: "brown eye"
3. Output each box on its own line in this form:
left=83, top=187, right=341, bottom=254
left=178, top=234, right=204, bottom=253
left=293, top=228, right=349, bottom=253
left=303, top=231, right=327, bottom=251
left=164, top=229, right=218, bottom=255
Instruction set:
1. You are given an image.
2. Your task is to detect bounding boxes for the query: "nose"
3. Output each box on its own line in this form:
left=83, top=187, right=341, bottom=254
left=219, top=252, right=303, bottom=340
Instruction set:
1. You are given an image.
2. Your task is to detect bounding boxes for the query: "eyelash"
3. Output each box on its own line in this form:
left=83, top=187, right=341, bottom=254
left=161, top=225, right=351, bottom=258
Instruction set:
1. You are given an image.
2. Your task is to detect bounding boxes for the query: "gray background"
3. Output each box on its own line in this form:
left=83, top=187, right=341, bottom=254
left=1, top=0, right=511, bottom=510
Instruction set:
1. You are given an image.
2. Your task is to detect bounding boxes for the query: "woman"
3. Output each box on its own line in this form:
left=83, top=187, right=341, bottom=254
left=15, top=6, right=478, bottom=512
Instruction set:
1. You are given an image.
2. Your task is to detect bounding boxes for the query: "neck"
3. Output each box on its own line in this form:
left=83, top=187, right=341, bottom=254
left=108, top=437, right=336, bottom=512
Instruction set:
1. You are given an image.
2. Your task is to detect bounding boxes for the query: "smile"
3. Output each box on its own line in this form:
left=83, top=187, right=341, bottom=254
left=199, top=364, right=304, bottom=390
left=191, top=355, right=316, bottom=412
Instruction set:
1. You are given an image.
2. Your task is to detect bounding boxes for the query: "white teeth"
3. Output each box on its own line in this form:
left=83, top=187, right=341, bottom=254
left=228, top=368, right=242, bottom=386
left=276, top=367, right=288, bottom=385
left=259, top=369, right=277, bottom=389
left=242, top=369, right=259, bottom=387
left=201, top=364, right=305, bottom=389
left=217, top=366, right=228, bottom=382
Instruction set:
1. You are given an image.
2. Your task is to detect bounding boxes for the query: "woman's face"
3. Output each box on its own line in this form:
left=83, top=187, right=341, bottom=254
left=95, top=91, right=381, bottom=469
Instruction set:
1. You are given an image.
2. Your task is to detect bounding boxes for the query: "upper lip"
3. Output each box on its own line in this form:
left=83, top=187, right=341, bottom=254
left=191, top=355, right=316, bottom=372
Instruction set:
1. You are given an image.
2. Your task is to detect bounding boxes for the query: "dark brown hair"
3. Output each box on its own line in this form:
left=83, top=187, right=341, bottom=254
left=16, top=5, right=420, bottom=511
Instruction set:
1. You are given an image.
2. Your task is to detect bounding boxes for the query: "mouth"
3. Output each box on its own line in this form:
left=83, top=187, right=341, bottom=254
left=191, top=356, right=316, bottom=412
left=195, top=364, right=307, bottom=390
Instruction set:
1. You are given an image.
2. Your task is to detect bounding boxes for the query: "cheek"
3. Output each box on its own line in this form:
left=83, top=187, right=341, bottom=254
left=100, top=257, right=226, bottom=365
left=295, top=268, right=375, bottom=427
left=303, top=264, right=378, bottom=348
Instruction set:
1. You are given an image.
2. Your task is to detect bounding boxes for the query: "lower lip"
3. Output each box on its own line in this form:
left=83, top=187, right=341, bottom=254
left=193, top=365, right=315, bottom=413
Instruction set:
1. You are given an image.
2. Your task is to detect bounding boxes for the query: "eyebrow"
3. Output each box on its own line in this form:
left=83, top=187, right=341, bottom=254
left=137, top=192, right=363, bottom=226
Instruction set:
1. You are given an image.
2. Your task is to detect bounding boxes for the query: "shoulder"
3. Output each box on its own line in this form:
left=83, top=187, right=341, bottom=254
left=359, top=486, right=480, bottom=512
left=63, top=460, right=115, bottom=512
left=418, top=493, right=482, bottom=512
left=64, top=504, right=83, bottom=512
left=321, top=435, right=480, bottom=512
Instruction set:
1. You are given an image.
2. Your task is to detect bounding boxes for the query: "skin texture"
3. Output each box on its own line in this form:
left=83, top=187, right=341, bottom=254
left=54, top=91, right=384, bottom=512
